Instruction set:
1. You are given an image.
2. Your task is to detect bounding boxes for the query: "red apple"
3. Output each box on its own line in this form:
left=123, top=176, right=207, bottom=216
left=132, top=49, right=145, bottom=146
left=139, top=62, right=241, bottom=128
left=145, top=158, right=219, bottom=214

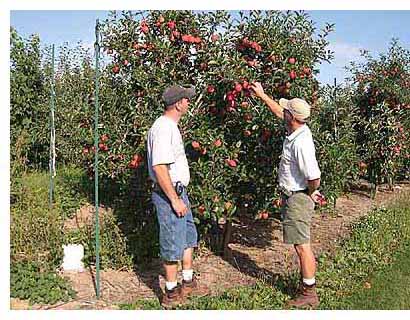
left=167, top=20, right=176, bottom=30
left=288, top=57, right=296, bottom=64
left=101, top=134, right=109, bottom=142
left=227, top=100, right=236, bottom=108
left=112, top=65, right=120, bottom=74
left=289, top=70, right=297, bottom=80
left=198, top=205, right=206, bottom=215
left=128, top=159, right=139, bottom=169
left=192, top=141, right=201, bottom=150
left=358, top=161, right=368, bottom=170
left=211, top=34, right=219, bottom=42
left=268, top=54, right=279, bottom=63
left=247, top=59, right=257, bottom=67
left=140, top=24, right=149, bottom=34
left=214, top=139, right=222, bottom=147
left=234, top=83, right=243, bottom=93
left=225, top=159, right=237, bottom=167
left=272, top=199, right=282, bottom=208
left=226, top=92, right=235, bottom=102
left=200, top=62, right=208, bottom=71
left=226, top=106, right=235, bottom=112
left=207, top=85, right=215, bottom=94
left=241, top=101, right=249, bottom=108
left=251, top=42, right=262, bottom=52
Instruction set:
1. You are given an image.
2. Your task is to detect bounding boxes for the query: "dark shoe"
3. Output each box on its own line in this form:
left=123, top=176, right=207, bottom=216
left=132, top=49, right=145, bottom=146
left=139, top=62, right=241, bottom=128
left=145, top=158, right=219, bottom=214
left=181, top=276, right=198, bottom=298
left=286, top=283, right=319, bottom=309
left=181, top=275, right=210, bottom=298
left=161, top=284, right=184, bottom=309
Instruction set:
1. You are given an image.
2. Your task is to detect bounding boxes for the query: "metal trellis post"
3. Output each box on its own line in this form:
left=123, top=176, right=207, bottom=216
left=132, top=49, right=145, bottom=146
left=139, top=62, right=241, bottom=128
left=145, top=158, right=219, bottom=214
left=334, top=77, right=338, bottom=141
left=49, top=44, right=56, bottom=209
left=94, top=19, right=101, bottom=299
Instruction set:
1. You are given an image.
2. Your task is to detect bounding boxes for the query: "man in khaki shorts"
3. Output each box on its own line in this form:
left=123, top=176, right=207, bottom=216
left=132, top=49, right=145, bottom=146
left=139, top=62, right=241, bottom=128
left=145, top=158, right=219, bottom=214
left=251, top=82, right=322, bottom=308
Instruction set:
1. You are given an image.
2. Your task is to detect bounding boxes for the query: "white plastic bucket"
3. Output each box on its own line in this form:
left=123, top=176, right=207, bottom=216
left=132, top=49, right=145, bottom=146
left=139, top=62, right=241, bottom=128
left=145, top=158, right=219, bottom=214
left=61, top=244, right=85, bottom=272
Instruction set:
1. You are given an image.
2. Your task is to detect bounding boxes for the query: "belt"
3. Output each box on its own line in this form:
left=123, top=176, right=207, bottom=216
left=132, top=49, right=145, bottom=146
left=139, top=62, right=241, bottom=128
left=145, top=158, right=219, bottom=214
left=153, top=181, right=186, bottom=197
left=280, top=188, right=309, bottom=198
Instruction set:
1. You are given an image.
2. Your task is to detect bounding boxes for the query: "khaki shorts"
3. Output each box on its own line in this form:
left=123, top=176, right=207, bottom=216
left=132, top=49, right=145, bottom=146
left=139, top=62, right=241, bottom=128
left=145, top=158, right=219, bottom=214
left=280, top=192, right=315, bottom=244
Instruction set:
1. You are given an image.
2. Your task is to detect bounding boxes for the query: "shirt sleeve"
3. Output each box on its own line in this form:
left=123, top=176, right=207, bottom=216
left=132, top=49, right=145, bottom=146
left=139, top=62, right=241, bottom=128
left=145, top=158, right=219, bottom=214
left=151, top=125, right=175, bottom=166
left=295, top=140, right=321, bottom=181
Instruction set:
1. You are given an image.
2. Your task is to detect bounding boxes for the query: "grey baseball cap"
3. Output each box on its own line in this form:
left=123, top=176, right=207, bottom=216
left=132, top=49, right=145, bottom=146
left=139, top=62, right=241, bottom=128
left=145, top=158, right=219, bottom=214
left=162, top=85, right=196, bottom=107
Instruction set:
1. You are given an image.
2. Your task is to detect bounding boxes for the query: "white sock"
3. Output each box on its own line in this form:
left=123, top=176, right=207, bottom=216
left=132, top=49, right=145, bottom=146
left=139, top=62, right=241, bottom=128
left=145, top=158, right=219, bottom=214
left=165, top=281, right=178, bottom=291
left=182, top=269, right=193, bottom=282
left=303, top=277, right=316, bottom=286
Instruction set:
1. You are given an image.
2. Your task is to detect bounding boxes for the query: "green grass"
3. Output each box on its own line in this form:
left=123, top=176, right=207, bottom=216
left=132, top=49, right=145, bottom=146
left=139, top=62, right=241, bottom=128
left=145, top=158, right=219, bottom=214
left=10, top=166, right=90, bottom=305
left=11, top=166, right=91, bottom=269
left=11, top=261, right=76, bottom=305
left=343, top=240, right=410, bottom=309
left=11, top=167, right=410, bottom=309
left=120, top=192, right=410, bottom=310
left=10, top=166, right=132, bottom=305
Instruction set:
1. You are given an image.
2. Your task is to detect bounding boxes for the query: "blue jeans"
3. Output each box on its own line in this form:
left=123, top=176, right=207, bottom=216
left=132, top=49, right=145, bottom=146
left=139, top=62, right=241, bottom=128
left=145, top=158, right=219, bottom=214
left=152, top=189, right=198, bottom=261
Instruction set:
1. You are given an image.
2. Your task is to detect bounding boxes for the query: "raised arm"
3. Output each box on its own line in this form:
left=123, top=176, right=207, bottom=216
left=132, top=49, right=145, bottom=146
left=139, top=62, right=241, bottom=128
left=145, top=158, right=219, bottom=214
left=251, top=82, right=284, bottom=119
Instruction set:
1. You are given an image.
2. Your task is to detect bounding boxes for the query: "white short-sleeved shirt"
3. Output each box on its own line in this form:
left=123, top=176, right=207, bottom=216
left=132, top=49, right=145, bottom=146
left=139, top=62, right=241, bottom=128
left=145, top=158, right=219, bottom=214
left=147, top=115, right=190, bottom=186
left=278, top=124, right=321, bottom=192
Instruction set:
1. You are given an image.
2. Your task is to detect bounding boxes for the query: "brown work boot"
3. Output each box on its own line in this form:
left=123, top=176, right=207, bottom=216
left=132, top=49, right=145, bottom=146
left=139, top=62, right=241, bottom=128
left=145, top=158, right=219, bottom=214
left=286, top=283, right=319, bottom=309
left=161, top=283, right=184, bottom=309
left=181, top=275, right=210, bottom=298
left=181, top=276, right=197, bottom=297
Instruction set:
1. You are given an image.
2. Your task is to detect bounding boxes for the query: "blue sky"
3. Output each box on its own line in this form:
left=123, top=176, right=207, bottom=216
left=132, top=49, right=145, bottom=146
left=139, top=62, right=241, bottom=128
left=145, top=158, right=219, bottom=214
left=10, top=10, right=410, bottom=85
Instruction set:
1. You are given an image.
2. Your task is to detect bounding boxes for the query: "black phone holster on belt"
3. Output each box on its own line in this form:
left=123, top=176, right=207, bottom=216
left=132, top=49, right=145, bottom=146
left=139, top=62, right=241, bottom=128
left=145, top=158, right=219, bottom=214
left=175, top=181, right=184, bottom=197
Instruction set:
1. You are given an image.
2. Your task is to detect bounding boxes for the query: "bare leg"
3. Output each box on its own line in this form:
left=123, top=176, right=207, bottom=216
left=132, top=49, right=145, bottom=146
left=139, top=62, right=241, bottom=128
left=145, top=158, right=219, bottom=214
left=182, top=247, right=193, bottom=270
left=163, top=261, right=178, bottom=282
left=294, top=243, right=316, bottom=279
left=287, top=243, right=319, bottom=308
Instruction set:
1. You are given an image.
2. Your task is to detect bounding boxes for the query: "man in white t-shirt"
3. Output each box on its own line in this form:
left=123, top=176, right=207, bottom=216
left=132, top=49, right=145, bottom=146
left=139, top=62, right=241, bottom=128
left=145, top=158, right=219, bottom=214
left=147, top=84, right=203, bottom=308
left=251, top=82, right=323, bottom=308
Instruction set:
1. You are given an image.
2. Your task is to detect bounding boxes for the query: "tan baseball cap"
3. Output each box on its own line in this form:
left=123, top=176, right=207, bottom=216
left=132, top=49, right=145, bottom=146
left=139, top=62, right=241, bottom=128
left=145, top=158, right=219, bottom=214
left=279, top=98, right=311, bottom=122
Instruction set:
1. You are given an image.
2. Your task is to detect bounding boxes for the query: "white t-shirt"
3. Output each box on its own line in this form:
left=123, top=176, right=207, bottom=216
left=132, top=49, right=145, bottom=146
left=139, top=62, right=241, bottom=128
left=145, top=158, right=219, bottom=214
left=278, top=124, right=321, bottom=192
left=147, top=115, right=190, bottom=186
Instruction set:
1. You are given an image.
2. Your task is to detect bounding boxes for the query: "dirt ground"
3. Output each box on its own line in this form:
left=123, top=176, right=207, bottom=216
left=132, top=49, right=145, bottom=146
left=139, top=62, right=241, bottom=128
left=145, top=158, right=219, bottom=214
left=11, top=182, right=410, bottom=310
